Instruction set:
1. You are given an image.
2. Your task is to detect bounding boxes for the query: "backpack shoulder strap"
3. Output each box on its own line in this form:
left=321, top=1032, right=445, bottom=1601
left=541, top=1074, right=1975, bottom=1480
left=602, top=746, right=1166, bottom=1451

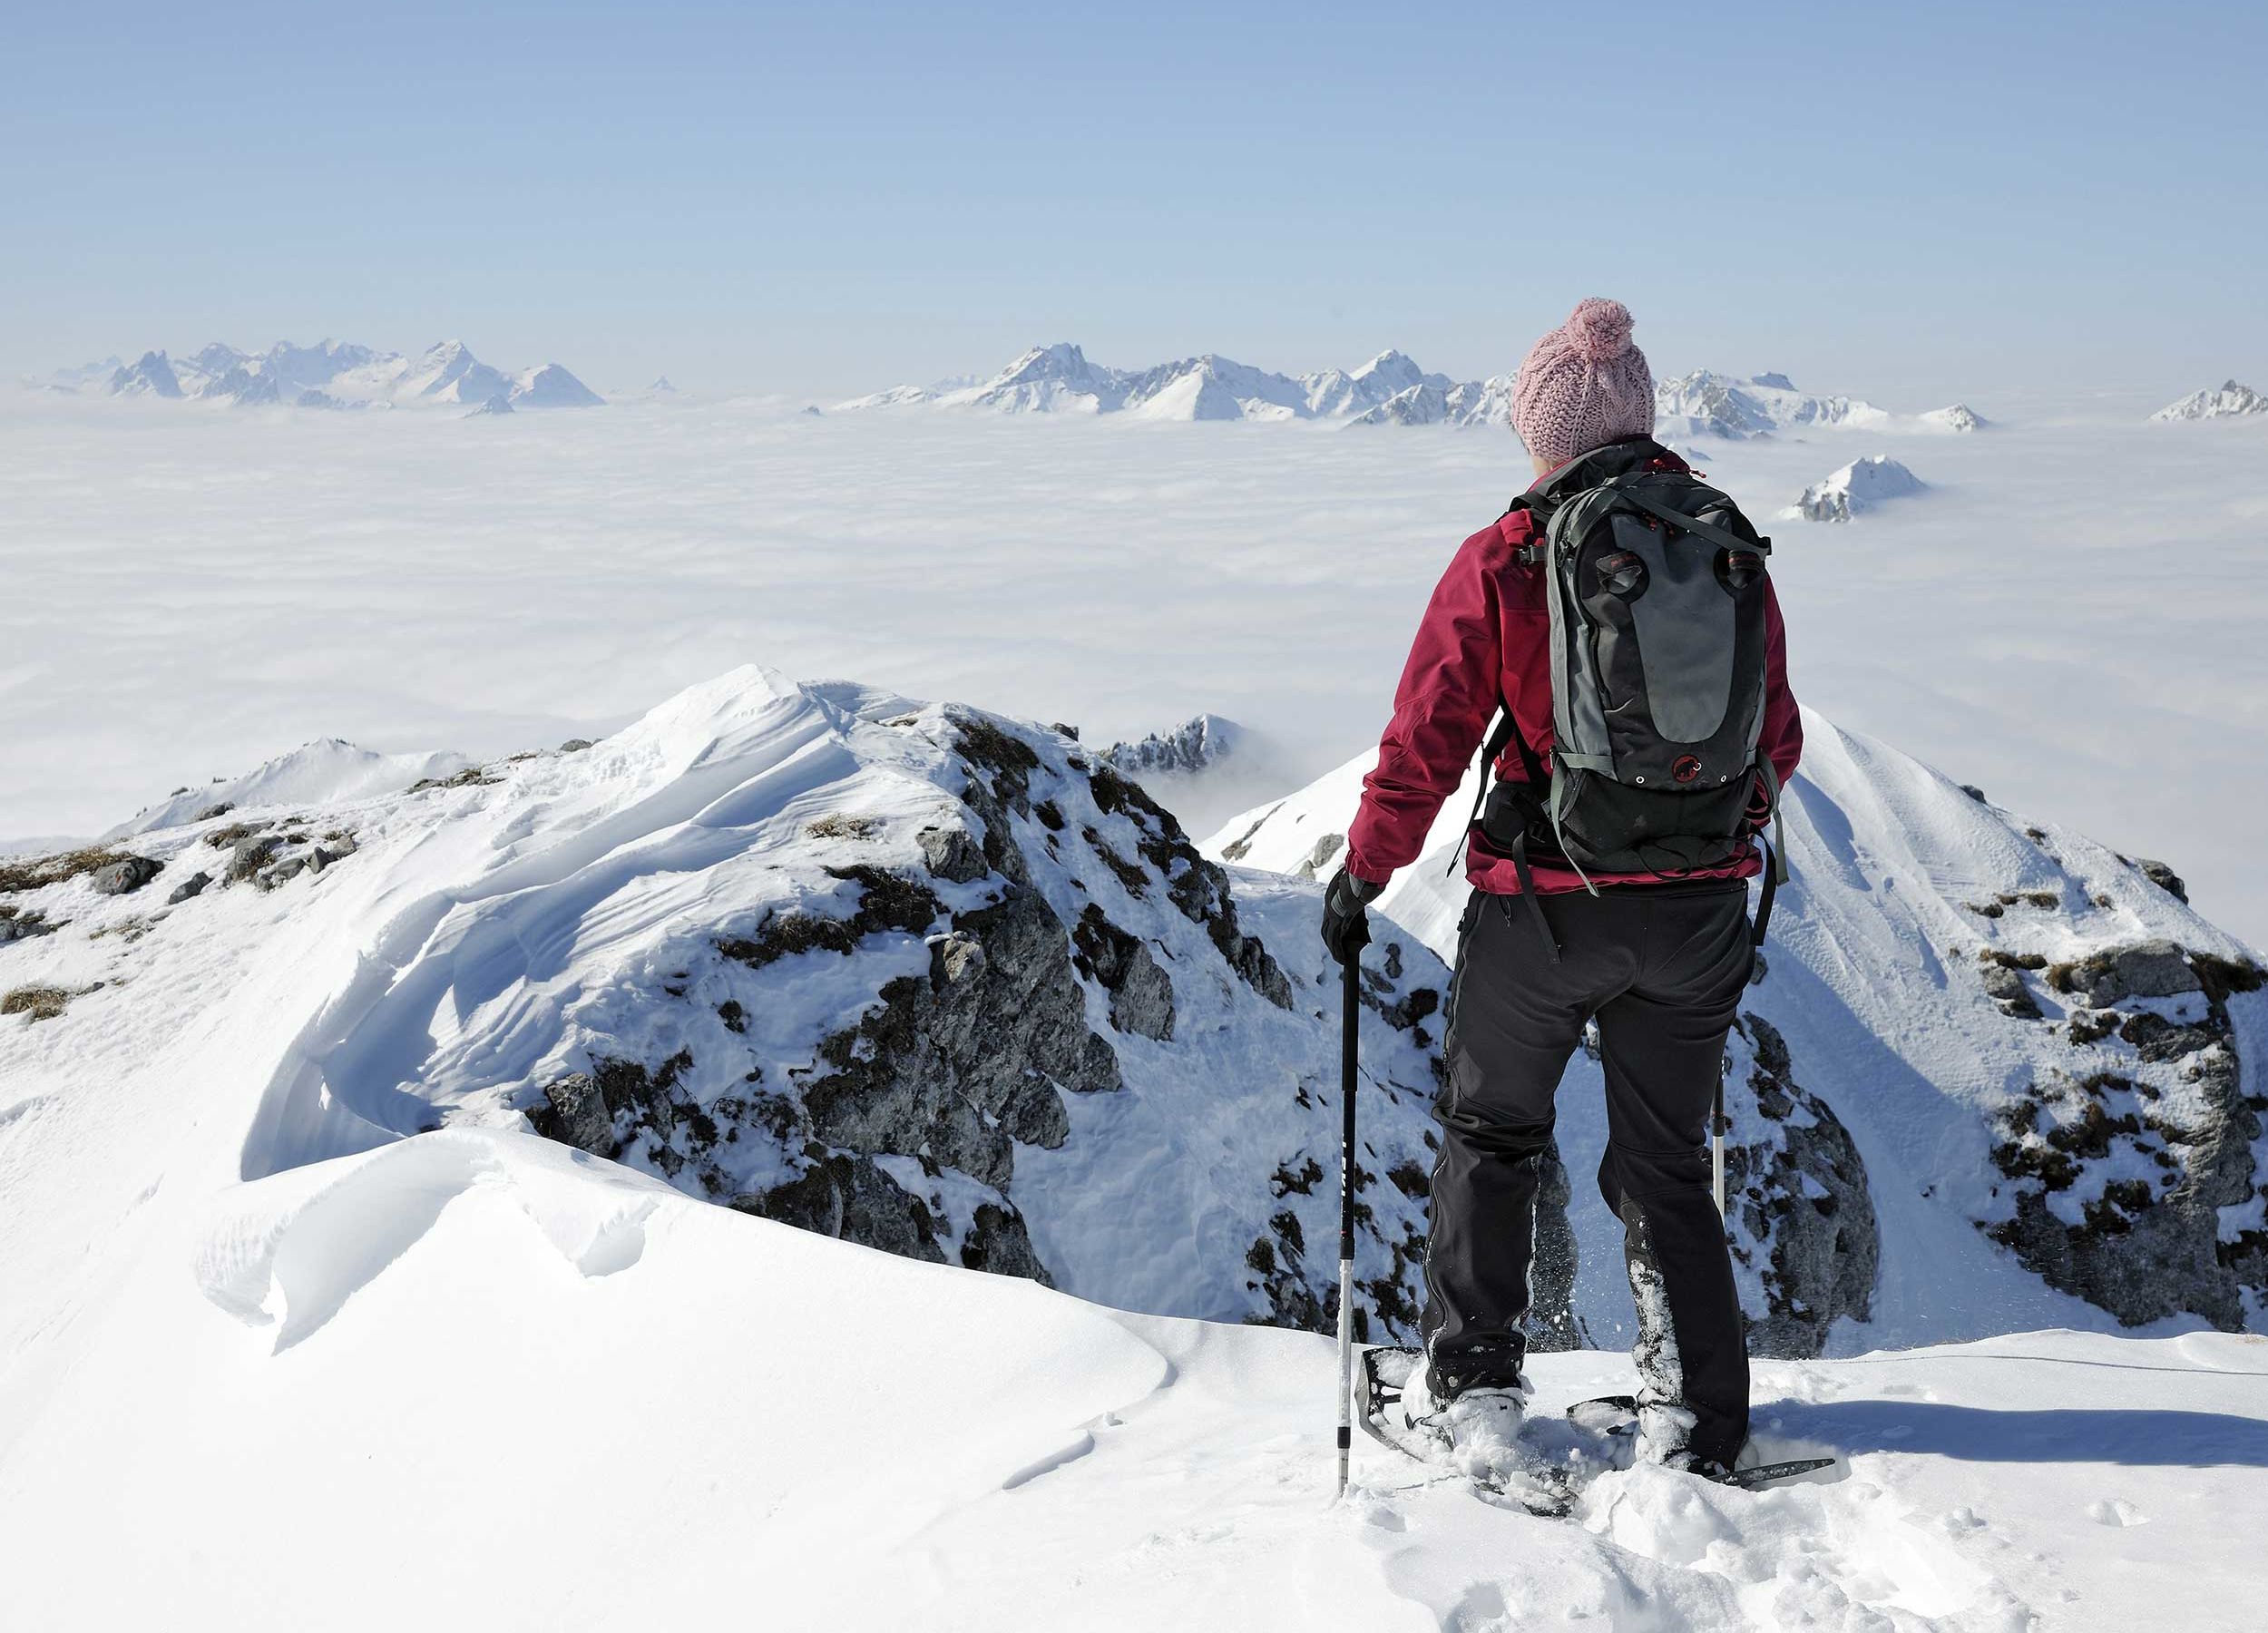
left=1502, top=494, right=1551, bottom=567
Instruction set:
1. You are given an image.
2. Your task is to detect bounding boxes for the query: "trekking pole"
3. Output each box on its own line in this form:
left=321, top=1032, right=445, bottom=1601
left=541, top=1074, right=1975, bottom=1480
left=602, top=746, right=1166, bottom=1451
left=1335, top=951, right=1361, bottom=1499
left=1711, top=1077, right=1726, bottom=1217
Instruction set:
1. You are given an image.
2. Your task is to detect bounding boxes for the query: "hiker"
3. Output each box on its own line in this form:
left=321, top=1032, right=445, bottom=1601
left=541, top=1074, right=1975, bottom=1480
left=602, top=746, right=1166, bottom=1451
left=1319, top=298, right=1803, bottom=1480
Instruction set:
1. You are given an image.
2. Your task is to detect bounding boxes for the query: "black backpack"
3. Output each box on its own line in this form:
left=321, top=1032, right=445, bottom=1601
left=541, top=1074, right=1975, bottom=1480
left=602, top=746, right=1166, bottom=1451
left=1463, top=437, right=1788, bottom=953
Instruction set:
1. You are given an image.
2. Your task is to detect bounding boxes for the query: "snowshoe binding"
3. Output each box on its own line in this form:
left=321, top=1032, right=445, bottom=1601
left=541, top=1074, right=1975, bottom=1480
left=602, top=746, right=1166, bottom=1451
left=1561, top=1394, right=1837, bottom=1491
left=1356, top=1347, right=1576, bottom=1517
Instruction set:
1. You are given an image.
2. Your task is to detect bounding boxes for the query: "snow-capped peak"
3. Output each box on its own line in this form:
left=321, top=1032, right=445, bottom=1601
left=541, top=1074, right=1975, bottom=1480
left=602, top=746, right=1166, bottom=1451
left=2152, top=379, right=2267, bottom=422
left=1657, top=369, right=1893, bottom=439
left=1786, top=455, right=1926, bottom=523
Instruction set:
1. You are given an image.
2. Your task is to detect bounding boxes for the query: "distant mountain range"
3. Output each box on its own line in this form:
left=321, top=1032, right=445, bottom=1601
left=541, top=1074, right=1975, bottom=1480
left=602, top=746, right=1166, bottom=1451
left=76, top=339, right=602, bottom=413
left=837, top=344, right=1980, bottom=438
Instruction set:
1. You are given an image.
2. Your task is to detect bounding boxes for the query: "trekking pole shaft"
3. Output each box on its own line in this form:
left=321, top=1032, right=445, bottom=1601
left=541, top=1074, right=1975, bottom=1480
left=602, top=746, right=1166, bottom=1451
left=1711, top=1078, right=1726, bottom=1217
left=1336, top=953, right=1359, bottom=1498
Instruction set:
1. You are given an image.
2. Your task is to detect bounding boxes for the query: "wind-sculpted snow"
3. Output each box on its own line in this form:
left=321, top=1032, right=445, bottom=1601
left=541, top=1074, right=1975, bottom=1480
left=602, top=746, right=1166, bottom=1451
left=0, top=667, right=1453, bottom=1336
left=1205, top=711, right=2268, bottom=1352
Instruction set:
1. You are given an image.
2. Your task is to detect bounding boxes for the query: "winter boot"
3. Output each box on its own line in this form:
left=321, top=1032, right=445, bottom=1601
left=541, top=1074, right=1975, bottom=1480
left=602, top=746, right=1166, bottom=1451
left=1403, top=1366, right=1532, bottom=1485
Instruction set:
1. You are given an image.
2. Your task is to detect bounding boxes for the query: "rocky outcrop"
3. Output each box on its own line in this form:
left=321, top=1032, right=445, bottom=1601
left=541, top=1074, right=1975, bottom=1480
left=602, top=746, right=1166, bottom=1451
left=1988, top=944, right=2265, bottom=1328
left=1722, top=1013, right=1880, bottom=1357
left=496, top=695, right=1420, bottom=1322
left=91, top=856, right=163, bottom=895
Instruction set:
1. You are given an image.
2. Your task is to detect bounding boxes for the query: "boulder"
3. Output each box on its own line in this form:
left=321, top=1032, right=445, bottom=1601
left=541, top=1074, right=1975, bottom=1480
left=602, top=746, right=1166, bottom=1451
left=91, top=856, right=163, bottom=895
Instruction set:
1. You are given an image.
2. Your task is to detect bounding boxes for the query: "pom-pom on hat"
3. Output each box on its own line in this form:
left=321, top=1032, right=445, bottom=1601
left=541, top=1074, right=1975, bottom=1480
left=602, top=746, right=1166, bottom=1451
left=1510, top=298, right=1655, bottom=466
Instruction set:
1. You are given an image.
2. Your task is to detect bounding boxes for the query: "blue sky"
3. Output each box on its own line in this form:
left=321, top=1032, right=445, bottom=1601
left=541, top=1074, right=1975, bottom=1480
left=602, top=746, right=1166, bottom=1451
left=6, top=1, right=2261, bottom=403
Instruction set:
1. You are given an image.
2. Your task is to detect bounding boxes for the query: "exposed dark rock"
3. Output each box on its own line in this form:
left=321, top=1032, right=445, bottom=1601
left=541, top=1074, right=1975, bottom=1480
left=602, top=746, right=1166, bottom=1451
left=531, top=1071, right=617, bottom=1156
left=256, top=856, right=308, bottom=891
left=731, top=1154, right=948, bottom=1266
left=2133, top=858, right=2188, bottom=903
left=1725, top=1013, right=1879, bottom=1357
left=0, top=906, right=60, bottom=944
left=915, top=824, right=988, bottom=883
left=1980, top=961, right=2043, bottom=1019
left=192, top=802, right=235, bottom=822
left=1986, top=970, right=2262, bottom=1328
left=2047, top=940, right=2203, bottom=1006
left=1070, top=905, right=1175, bottom=1041
left=224, top=835, right=284, bottom=885
left=559, top=738, right=594, bottom=753
left=165, top=871, right=212, bottom=905
left=2068, top=1008, right=2120, bottom=1045
left=963, top=1201, right=1052, bottom=1284
left=716, top=866, right=942, bottom=972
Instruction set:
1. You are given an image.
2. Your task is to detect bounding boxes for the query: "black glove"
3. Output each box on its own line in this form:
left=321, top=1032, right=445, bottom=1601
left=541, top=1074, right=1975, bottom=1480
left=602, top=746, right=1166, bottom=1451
left=1320, top=867, right=1385, bottom=965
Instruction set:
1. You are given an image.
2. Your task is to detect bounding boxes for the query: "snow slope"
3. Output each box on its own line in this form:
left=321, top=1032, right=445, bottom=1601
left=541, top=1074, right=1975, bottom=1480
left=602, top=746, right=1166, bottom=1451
left=7, top=669, right=2268, bottom=1629
left=1207, top=714, right=2268, bottom=1348
left=9, top=1110, right=2264, bottom=1629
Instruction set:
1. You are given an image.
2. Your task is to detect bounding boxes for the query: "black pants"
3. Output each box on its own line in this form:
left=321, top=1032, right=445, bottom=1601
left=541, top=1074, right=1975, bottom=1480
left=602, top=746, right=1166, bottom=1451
left=1422, top=881, right=1754, bottom=1466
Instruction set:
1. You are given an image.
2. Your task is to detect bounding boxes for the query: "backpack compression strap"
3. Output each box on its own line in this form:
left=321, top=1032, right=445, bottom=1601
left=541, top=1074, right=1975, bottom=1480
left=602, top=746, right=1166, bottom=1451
left=1450, top=708, right=1561, bottom=962
left=1605, top=483, right=1774, bottom=558
left=1750, top=755, right=1790, bottom=946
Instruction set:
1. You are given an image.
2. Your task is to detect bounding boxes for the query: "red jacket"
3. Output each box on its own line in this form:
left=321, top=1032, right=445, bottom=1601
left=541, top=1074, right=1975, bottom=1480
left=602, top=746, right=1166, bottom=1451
left=1345, top=452, right=1802, bottom=894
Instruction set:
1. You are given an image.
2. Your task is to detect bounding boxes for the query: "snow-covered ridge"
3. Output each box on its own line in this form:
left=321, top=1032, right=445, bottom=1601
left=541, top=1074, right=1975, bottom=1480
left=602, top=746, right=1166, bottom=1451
left=1207, top=714, right=2267, bottom=1345
left=837, top=342, right=1512, bottom=426
left=844, top=347, right=1986, bottom=438
left=83, top=337, right=603, bottom=412
left=2153, top=379, right=2267, bottom=421
left=0, top=669, right=1452, bottom=1337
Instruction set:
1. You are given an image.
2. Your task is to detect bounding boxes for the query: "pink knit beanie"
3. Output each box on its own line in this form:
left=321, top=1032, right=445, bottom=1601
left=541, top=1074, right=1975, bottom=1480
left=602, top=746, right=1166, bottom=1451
left=1510, top=298, right=1655, bottom=465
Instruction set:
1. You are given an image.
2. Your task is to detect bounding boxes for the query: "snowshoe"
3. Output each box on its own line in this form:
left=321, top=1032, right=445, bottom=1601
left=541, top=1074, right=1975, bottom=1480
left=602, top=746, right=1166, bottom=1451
left=1355, top=1347, right=1576, bottom=1517
left=1562, top=1394, right=1836, bottom=1491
